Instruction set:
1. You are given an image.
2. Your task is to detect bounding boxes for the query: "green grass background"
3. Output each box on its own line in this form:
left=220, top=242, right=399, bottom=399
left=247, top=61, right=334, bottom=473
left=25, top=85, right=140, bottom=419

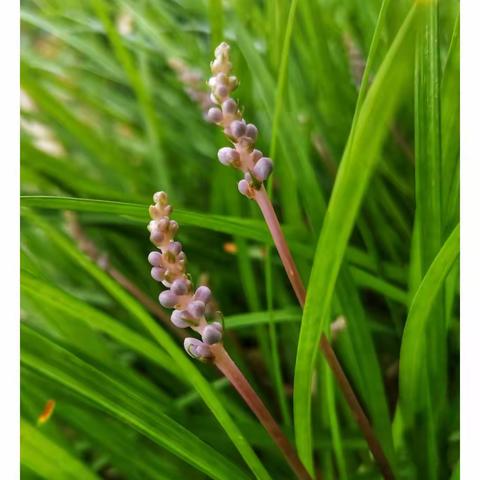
left=20, top=0, right=459, bottom=478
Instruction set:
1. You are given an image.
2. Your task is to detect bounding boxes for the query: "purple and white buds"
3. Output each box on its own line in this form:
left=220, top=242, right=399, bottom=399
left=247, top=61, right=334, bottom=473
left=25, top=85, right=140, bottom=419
left=207, top=107, right=223, bottom=124
left=148, top=215, right=179, bottom=248
left=167, top=241, right=182, bottom=255
left=186, top=300, right=206, bottom=320
left=218, top=147, right=239, bottom=166
left=170, top=278, right=190, bottom=296
left=222, top=99, right=237, bottom=115
left=159, top=290, right=178, bottom=308
left=151, top=267, right=166, bottom=282
left=194, top=286, right=212, bottom=304
left=230, top=120, right=246, bottom=139
left=253, top=157, right=273, bottom=182
left=207, top=43, right=273, bottom=190
left=184, top=338, right=213, bottom=360
left=149, top=230, right=164, bottom=245
left=238, top=179, right=254, bottom=198
left=171, top=309, right=190, bottom=328
left=245, top=124, right=258, bottom=141
left=202, top=322, right=223, bottom=345
left=148, top=251, right=163, bottom=267
left=214, top=84, right=229, bottom=99
left=251, top=149, right=263, bottom=164
left=148, top=191, right=224, bottom=360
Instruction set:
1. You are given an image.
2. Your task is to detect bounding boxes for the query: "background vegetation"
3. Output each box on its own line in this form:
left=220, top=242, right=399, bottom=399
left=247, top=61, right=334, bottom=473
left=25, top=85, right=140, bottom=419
left=20, top=0, right=459, bottom=478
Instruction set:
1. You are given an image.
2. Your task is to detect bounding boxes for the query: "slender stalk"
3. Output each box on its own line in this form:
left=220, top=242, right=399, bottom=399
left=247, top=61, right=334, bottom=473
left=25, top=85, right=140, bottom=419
left=254, top=187, right=395, bottom=480
left=256, top=186, right=306, bottom=306
left=211, top=343, right=312, bottom=480
left=319, top=338, right=395, bottom=480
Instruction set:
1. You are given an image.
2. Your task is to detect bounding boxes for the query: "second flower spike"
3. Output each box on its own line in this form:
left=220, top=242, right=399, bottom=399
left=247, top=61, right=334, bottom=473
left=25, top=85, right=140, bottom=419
left=147, top=191, right=223, bottom=357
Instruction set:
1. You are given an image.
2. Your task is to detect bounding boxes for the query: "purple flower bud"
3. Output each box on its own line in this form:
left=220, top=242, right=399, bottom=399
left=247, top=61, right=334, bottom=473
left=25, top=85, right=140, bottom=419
left=150, top=231, right=164, bottom=244
left=238, top=179, right=252, bottom=198
left=215, top=84, right=229, bottom=98
left=222, top=99, right=237, bottom=115
left=207, top=107, right=223, bottom=123
left=159, top=290, right=178, bottom=308
left=171, top=310, right=190, bottom=328
left=171, top=278, right=189, bottom=295
left=230, top=120, right=246, bottom=139
left=251, top=149, right=263, bottom=163
left=253, top=157, right=273, bottom=182
left=244, top=172, right=253, bottom=183
left=187, top=300, right=205, bottom=319
left=158, top=218, right=170, bottom=232
left=218, top=147, right=239, bottom=166
left=202, top=324, right=223, bottom=345
left=151, top=267, right=166, bottom=282
left=148, top=220, right=157, bottom=231
left=210, top=321, right=223, bottom=332
left=184, top=338, right=213, bottom=359
left=194, top=286, right=212, bottom=304
left=168, top=241, right=183, bottom=255
left=245, top=124, right=258, bottom=141
left=148, top=251, right=162, bottom=266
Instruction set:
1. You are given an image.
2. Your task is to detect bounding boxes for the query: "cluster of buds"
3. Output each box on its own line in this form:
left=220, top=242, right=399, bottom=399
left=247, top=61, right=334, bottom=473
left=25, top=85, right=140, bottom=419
left=206, top=42, right=273, bottom=199
left=147, top=191, right=223, bottom=360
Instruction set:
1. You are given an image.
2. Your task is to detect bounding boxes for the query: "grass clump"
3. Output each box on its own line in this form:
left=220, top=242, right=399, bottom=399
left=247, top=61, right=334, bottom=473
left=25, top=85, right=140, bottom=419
left=21, top=0, right=459, bottom=478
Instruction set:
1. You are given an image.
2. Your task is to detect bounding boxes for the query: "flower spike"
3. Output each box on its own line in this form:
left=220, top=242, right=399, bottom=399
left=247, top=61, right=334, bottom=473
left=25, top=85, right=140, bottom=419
left=147, top=192, right=222, bottom=347
left=207, top=42, right=273, bottom=193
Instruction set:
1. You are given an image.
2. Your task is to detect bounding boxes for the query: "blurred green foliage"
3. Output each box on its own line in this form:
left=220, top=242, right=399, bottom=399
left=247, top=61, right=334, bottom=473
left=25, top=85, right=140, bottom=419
left=20, top=0, right=459, bottom=478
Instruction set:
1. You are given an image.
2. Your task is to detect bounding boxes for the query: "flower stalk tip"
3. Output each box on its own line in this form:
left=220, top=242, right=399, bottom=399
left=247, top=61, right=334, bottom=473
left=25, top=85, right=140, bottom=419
left=208, top=42, right=273, bottom=196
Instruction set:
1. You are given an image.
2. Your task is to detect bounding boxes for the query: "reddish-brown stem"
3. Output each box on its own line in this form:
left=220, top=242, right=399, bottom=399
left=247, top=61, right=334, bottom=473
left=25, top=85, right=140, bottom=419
left=254, top=187, right=395, bottom=480
left=211, top=344, right=312, bottom=480
left=256, top=186, right=306, bottom=306
left=319, top=337, right=395, bottom=480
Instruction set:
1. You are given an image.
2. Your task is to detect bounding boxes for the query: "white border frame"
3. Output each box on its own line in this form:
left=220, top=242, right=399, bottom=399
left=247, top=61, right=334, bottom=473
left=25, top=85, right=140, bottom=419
left=0, top=0, right=20, bottom=477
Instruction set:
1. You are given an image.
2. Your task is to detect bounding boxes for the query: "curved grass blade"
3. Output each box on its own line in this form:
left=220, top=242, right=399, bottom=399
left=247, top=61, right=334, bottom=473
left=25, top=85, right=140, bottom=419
left=410, top=3, right=446, bottom=475
left=441, top=12, right=460, bottom=235
left=20, top=195, right=312, bottom=257
left=21, top=326, right=251, bottom=480
left=399, top=224, right=459, bottom=420
left=293, top=6, right=418, bottom=471
left=21, top=274, right=178, bottom=378
left=21, top=419, right=99, bottom=480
